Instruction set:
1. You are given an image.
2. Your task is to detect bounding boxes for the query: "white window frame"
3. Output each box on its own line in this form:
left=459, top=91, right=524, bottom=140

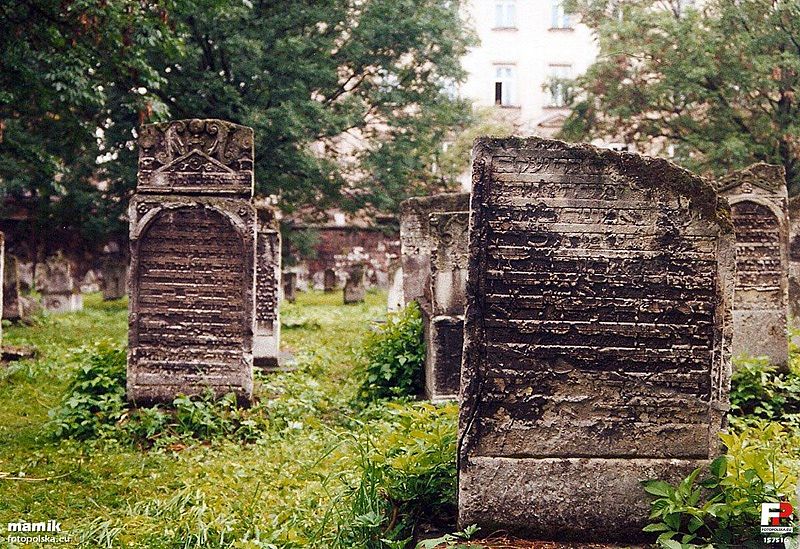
left=494, top=65, right=517, bottom=106
left=550, top=0, right=572, bottom=29
left=494, top=0, right=517, bottom=28
left=546, top=64, right=572, bottom=107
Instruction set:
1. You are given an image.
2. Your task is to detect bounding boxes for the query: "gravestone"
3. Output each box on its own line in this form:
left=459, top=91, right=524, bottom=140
left=424, top=210, right=470, bottom=401
left=343, top=264, right=366, bottom=304
left=459, top=137, right=735, bottom=541
left=101, top=243, right=128, bottom=301
left=323, top=268, right=337, bottom=292
left=386, top=267, right=404, bottom=312
left=283, top=272, right=297, bottom=303
left=719, top=164, right=789, bottom=367
left=39, top=253, right=83, bottom=313
left=128, top=118, right=256, bottom=405
left=3, top=253, right=23, bottom=322
left=788, top=195, right=800, bottom=327
left=254, top=207, right=281, bottom=370
left=0, top=233, right=4, bottom=347
left=399, top=193, right=470, bottom=306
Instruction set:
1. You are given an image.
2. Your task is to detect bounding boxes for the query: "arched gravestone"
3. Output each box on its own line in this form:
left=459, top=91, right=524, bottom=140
left=128, top=119, right=256, bottom=405
left=718, top=164, right=789, bottom=368
left=459, top=137, right=735, bottom=541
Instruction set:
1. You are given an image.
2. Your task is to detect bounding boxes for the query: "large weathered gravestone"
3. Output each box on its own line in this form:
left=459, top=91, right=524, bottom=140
left=788, top=195, right=800, bottom=327
left=254, top=207, right=281, bottom=370
left=424, top=210, right=470, bottom=401
left=343, top=264, right=366, bottom=304
left=3, top=253, right=23, bottom=322
left=399, top=193, right=470, bottom=306
left=719, top=164, right=789, bottom=367
left=39, top=253, right=83, bottom=313
left=128, top=119, right=256, bottom=405
left=459, top=137, right=735, bottom=541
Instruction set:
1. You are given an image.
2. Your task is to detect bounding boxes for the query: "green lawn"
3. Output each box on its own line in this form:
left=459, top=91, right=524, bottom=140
left=0, top=291, right=457, bottom=548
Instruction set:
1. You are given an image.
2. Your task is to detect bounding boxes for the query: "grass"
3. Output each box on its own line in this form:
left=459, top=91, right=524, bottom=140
left=0, top=291, right=457, bottom=548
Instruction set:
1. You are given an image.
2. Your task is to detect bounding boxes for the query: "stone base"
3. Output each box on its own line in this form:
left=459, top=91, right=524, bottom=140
left=127, top=370, right=253, bottom=407
left=458, top=456, right=707, bottom=542
left=42, top=293, right=83, bottom=314
left=732, top=309, right=788, bottom=367
left=253, top=327, right=280, bottom=372
left=423, top=313, right=463, bottom=401
left=254, top=351, right=297, bottom=373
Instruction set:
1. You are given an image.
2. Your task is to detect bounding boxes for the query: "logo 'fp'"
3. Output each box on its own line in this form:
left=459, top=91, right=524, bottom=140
left=761, top=502, right=794, bottom=526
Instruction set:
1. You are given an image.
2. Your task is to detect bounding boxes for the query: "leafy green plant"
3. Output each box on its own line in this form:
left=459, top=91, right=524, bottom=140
left=356, top=303, right=425, bottom=403
left=730, top=356, right=800, bottom=428
left=48, top=344, right=127, bottom=440
left=643, top=423, right=799, bottom=548
left=416, top=524, right=480, bottom=548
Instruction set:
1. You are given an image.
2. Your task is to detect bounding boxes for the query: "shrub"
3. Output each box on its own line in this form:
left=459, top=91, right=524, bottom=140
left=730, top=356, right=800, bottom=428
left=356, top=302, right=425, bottom=403
left=48, top=345, right=127, bottom=440
left=642, top=423, right=799, bottom=548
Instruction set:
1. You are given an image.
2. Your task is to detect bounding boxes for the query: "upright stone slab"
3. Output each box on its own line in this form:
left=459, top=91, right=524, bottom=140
left=386, top=267, right=404, bottom=312
left=129, top=118, right=256, bottom=405
left=788, top=195, right=800, bottom=327
left=254, top=207, right=281, bottom=370
left=283, top=271, right=297, bottom=303
left=39, top=253, right=83, bottom=313
left=101, top=243, right=128, bottom=301
left=3, top=253, right=23, bottom=322
left=399, top=193, right=470, bottom=306
left=719, top=164, right=789, bottom=367
left=323, top=268, right=337, bottom=292
left=343, top=264, right=366, bottom=304
left=459, top=137, right=735, bottom=541
left=425, top=210, right=470, bottom=401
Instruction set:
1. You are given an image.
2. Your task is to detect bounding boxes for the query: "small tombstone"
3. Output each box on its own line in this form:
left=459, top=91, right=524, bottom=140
left=424, top=210, right=469, bottom=401
left=386, top=267, right=404, bottom=312
left=3, top=253, right=23, bottom=322
left=128, top=118, right=256, bottom=405
left=719, top=164, right=789, bottom=368
left=283, top=271, right=297, bottom=303
left=399, top=193, right=470, bottom=306
left=323, top=268, right=337, bottom=292
left=343, top=264, right=366, bottom=304
left=101, top=243, right=128, bottom=301
left=459, top=137, right=735, bottom=541
left=788, top=195, right=800, bottom=327
left=39, top=253, right=83, bottom=313
left=254, top=207, right=282, bottom=370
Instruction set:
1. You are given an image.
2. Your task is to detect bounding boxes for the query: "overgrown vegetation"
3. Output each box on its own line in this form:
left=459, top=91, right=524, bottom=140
left=728, top=356, right=800, bottom=429
left=356, top=302, right=426, bottom=403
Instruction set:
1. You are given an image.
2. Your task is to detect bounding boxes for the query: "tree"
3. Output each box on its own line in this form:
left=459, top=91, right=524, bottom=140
left=0, top=0, right=180, bottom=256
left=561, top=0, right=800, bottom=194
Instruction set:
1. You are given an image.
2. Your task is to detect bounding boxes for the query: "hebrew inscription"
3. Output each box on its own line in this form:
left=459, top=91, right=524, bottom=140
left=458, top=137, right=735, bottom=541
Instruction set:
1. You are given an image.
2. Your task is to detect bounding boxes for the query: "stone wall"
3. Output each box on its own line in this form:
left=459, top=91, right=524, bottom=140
left=458, top=137, right=735, bottom=541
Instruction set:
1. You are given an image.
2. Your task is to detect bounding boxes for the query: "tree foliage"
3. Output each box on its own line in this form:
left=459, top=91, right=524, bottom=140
left=1, top=0, right=474, bottom=254
left=562, top=0, right=800, bottom=194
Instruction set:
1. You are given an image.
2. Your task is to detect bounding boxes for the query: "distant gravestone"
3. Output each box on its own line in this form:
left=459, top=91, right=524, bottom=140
left=101, top=243, right=127, bottom=301
left=39, top=253, right=83, bottom=313
left=399, top=193, right=470, bottom=306
left=283, top=272, right=297, bottom=303
left=3, top=253, right=23, bottom=322
left=719, top=164, right=789, bottom=367
left=0, top=233, right=4, bottom=347
left=254, top=208, right=281, bottom=370
left=343, top=264, right=366, bottom=304
left=788, top=195, right=800, bottom=327
left=128, top=118, right=256, bottom=405
left=323, top=268, right=337, bottom=292
left=459, top=137, right=735, bottom=541
left=424, top=210, right=470, bottom=401
left=386, top=267, right=404, bottom=312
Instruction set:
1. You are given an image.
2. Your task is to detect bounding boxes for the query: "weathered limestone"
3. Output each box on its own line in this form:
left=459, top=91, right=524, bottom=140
left=3, top=253, right=23, bottom=321
left=459, top=137, right=735, bottom=541
left=788, top=195, right=800, bottom=327
left=254, top=208, right=281, bottom=370
left=719, top=164, right=789, bottom=367
left=323, top=268, right=337, bottom=292
left=343, top=264, right=366, bottom=304
left=39, top=253, right=83, bottom=313
left=128, top=119, right=256, bottom=405
left=399, top=193, right=470, bottom=306
left=101, top=243, right=128, bottom=301
left=386, top=267, right=404, bottom=312
left=283, top=271, right=297, bottom=303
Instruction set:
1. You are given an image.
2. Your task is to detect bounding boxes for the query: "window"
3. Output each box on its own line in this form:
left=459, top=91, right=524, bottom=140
left=546, top=64, right=572, bottom=107
left=494, top=1, right=516, bottom=28
left=494, top=65, right=516, bottom=106
left=550, top=0, right=573, bottom=29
